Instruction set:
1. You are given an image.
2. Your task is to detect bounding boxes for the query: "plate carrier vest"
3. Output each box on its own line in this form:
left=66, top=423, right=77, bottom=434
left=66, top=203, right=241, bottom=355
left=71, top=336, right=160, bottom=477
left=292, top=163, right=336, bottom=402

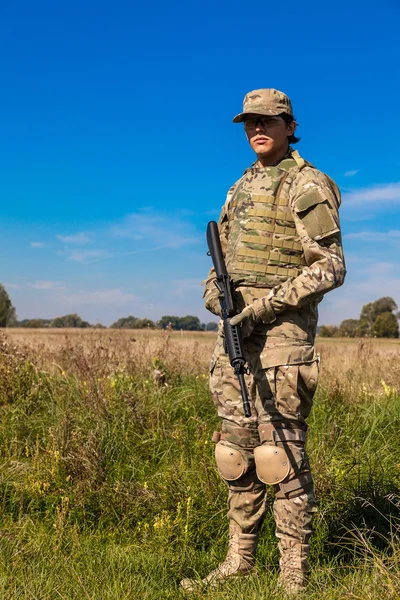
left=224, top=151, right=308, bottom=288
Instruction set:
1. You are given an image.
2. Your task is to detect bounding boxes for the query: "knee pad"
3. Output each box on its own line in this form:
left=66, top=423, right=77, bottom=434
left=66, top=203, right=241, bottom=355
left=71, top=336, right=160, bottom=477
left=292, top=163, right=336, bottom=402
left=215, top=442, right=247, bottom=481
left=213, top=422, right=259, bottom=485
left=254, top=444, right=290, bottom=485
left=255, top=423, right=313, bottom=497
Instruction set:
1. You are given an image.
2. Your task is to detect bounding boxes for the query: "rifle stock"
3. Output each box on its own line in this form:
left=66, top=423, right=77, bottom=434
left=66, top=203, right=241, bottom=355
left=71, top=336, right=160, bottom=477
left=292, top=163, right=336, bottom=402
left=206, top=221, right=251, bottom=418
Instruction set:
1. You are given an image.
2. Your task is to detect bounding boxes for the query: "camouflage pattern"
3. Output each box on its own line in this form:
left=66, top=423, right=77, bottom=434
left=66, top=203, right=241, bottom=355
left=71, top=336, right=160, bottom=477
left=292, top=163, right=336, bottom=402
left=233, top=88, right=293, bottom=123
left=275, top=491, right=317, bottom=593
left=203, top=148, right=346, bottom=368
left=224, top=154, right=308, bottom=286
left=180, top=521, right=257, bottom=591
left=210, top=324, right=319, bottom=423
left=199, top=146, right=345, bottom=592
left=209, top=329, right=318, bottom=589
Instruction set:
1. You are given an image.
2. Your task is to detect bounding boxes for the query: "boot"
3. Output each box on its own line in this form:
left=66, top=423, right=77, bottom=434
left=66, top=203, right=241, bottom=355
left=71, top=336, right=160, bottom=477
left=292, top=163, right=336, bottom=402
left=180, top=521, right=257, bottom=592
left=273, top=492, right=315, bottom=595
left=276, top=539, right=309, bottom=594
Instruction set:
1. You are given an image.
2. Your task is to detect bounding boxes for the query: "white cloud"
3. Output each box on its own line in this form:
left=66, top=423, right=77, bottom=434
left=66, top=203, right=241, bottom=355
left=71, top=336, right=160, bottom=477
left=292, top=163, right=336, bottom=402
left=55, top=288, right=137, bottom=307
left=31, top=242, right=46, bottom=248
left=344, top=170, right=359, bottom=177
left=57, top=233, right=91, bottom=244
left=66, top=249, right=114, bottom=263
left=111, top=210, right=202, bottom=249
left=14, top=284, right=142, bottom=325
left=366, top=262, right=398, bottom=276
left=30, top=281, right=67, bottom=291
left=344, top=230, right=400, bottom=242
left=343, top=182, right=400, bottom=205
left=171, top=279, right=203, bottom=297
left=4, top=283, right=21, bottom=290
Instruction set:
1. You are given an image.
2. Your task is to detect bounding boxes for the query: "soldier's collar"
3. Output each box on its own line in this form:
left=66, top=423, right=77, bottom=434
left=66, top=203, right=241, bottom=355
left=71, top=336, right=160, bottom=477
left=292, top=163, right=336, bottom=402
left=244, top=147, right=295, bottom=174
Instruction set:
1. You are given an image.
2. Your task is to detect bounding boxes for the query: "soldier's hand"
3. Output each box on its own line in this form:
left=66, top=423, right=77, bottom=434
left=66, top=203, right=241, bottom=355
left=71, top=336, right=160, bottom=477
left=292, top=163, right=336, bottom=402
left=230, top=298, right=276, bottom=337
left=229, top=306, right=256, bottom=338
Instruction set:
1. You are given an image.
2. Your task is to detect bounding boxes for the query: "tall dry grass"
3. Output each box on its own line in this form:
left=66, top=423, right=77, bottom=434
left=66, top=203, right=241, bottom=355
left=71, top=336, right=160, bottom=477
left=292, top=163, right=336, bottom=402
left=0, top=328, right=399, bottom=599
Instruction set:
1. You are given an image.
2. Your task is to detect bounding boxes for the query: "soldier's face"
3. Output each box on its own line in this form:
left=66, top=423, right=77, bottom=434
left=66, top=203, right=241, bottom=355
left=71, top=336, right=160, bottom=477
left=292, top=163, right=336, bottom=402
left=244, top=115, right=296, bottom=161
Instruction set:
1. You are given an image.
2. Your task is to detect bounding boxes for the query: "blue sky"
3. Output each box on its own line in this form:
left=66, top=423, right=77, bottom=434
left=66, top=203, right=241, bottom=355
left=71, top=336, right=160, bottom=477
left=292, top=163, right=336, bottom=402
left=1, top=0, right=399, bottom=325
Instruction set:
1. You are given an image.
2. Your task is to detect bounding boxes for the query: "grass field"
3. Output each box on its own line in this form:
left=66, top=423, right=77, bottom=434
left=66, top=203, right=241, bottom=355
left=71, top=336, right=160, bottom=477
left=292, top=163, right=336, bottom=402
left=0, top=328, right=399, bottom=599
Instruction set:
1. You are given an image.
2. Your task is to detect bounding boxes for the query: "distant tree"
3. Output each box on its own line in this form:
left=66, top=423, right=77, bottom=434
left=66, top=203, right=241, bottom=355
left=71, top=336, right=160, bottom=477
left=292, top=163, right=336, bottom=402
left=0, top=284, right=17, bottom=327
left=158, top=315, right=203, bottom=331
left=18, top=319, right=51, bottom=328
left=179, top=316, right=202, bottom=331
left=359, top=297, right=398, bottom=335
left=111, top=316, right=155, bottom=329
left=356, top=319, right=371, bottom=337
left=111, top=316, right=138, bottom=329
left=50, top=313, right=91, bottom=328
left=92, top=323, right=106, bottom=329
left=371, top=312, right=399, bottom=338
left=158, top=316, right=181, bottom=330
left=318, top=325, right=339, bottom=338
left=338, top=319, right=359, bottom=338
left=204, top=321, right=218, bottom=331
left=134, top=318, right=155, bottom=329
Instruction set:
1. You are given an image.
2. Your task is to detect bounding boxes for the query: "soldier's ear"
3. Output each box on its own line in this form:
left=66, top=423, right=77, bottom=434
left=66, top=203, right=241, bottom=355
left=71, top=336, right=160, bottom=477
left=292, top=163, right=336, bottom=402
left=287, top=120, right=297, bottom=137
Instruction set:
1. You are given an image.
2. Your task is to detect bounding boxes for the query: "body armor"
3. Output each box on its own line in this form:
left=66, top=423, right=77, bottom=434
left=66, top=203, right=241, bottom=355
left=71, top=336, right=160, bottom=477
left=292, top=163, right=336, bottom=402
left=223, top=151, right=308, bottom=288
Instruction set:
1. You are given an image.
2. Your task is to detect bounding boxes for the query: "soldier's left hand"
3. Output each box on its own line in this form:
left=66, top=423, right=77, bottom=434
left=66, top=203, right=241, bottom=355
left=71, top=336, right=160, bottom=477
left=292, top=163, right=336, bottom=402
left=230, top=298, right=276, bottom=337
left=229, top=306, right=257, bottom=338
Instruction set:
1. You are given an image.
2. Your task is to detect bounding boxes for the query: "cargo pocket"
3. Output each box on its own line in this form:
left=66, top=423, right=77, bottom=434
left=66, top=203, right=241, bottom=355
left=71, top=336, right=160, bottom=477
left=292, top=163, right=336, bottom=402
left=260, top=364, right=315, bottom=421
left=298, top=360, right=320, bottom=398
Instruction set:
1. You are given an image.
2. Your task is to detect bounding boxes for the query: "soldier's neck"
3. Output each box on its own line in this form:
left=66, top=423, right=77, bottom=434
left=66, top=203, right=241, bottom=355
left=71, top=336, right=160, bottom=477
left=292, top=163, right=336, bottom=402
left=256, top=144, right=290, bottom=168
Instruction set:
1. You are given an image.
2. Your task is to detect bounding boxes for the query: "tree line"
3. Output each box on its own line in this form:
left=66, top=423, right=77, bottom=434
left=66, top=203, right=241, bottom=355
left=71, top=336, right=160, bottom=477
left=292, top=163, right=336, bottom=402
left=319, top=296, right=399, bottom=338
left=1, top=283, right=398, bottom=337
left=0, top=284, right=218, bottom=331
left=110, top=315, right=218, bottom=331
left=13, top=314, right=218, bottom=331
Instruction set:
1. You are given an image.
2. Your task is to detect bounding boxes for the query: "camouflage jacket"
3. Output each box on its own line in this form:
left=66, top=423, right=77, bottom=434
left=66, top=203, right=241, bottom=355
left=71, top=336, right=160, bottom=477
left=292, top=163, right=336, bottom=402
left=203, top=149, right=346, bottom=367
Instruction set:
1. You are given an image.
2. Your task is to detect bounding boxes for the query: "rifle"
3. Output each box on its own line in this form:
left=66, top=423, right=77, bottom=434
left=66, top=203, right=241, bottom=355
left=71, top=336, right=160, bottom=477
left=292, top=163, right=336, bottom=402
left=206, top=221, right=251, bottom=418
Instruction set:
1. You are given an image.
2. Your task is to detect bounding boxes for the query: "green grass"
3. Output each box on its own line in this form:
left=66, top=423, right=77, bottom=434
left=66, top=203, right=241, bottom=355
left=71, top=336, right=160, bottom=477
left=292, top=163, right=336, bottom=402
left=0, top=333, right=399, bottom=598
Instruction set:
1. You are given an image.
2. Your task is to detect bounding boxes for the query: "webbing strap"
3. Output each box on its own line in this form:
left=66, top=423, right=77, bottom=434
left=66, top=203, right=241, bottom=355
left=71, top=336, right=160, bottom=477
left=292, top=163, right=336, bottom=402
left=275, top=224, right=296, bottom=234
left=241, top=234, right=273, bottom=245
left=274, top=471, right=313, bottom=499
left=248, top=207, right=294, bottom=221
left=238, top=247, right=304, bottom=266
left=234, top=260, right=301, bottom=277
left=266, top=265, right=303, bottom=276
left=292, top=150, right=306, bottom=169
left=240, top=234, right=302, bottom=252
left=277, top=194, right=289, bottom=207
left=275, top=171, right=292, bottom=207
left=251, top=194, right=275, bottom=203
left=259, top=424, right=307, bottom=444
left=247, top=222, right=295, bottom=235
left=247, top=221, right=275, bottom=232
left=271, top=238, right=302, bottom=251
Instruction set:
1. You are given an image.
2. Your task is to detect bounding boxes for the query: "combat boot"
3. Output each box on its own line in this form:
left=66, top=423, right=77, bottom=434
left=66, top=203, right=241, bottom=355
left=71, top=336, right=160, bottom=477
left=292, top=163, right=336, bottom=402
left=273, top=490, right=316, bottom=596
left=276, top=538, right=309, bottom=595
left=179, top=521, right=257, bottom=592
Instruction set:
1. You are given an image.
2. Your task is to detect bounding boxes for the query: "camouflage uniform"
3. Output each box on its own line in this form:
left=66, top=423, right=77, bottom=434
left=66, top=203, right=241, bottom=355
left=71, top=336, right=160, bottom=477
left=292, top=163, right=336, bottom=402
left=181, top=89, right=346, bottom=594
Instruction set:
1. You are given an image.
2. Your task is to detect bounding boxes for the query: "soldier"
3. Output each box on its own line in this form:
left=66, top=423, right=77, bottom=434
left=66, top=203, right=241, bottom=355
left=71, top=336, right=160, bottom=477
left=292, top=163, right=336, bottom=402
left=180, top=89, right=346, bottom=594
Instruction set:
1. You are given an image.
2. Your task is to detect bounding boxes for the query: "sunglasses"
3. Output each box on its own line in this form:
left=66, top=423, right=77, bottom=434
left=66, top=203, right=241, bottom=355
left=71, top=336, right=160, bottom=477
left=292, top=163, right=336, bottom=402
left=243, top=116, right=283, bottom=129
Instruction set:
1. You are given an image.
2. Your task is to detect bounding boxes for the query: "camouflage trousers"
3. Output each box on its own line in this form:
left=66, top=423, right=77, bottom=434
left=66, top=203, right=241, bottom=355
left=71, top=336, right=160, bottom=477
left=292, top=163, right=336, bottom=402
left=210, top=331, right=319, bottom=577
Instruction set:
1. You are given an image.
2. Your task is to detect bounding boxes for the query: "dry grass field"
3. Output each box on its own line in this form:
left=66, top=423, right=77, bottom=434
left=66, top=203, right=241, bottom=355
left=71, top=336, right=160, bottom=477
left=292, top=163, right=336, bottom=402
left=5, top=327, right=400, bottom=394
left=0, top=327, right=399, bottom=598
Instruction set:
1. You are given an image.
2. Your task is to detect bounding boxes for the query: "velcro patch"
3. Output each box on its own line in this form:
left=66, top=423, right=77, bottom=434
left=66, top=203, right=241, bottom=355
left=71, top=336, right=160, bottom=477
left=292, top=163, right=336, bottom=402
left=295, top=190, right=339, bottom=240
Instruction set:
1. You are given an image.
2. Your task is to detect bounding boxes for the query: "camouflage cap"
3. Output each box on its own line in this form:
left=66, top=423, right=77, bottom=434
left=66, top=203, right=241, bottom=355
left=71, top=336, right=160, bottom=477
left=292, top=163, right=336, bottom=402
left=233, top=89, right=293, bottom=123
